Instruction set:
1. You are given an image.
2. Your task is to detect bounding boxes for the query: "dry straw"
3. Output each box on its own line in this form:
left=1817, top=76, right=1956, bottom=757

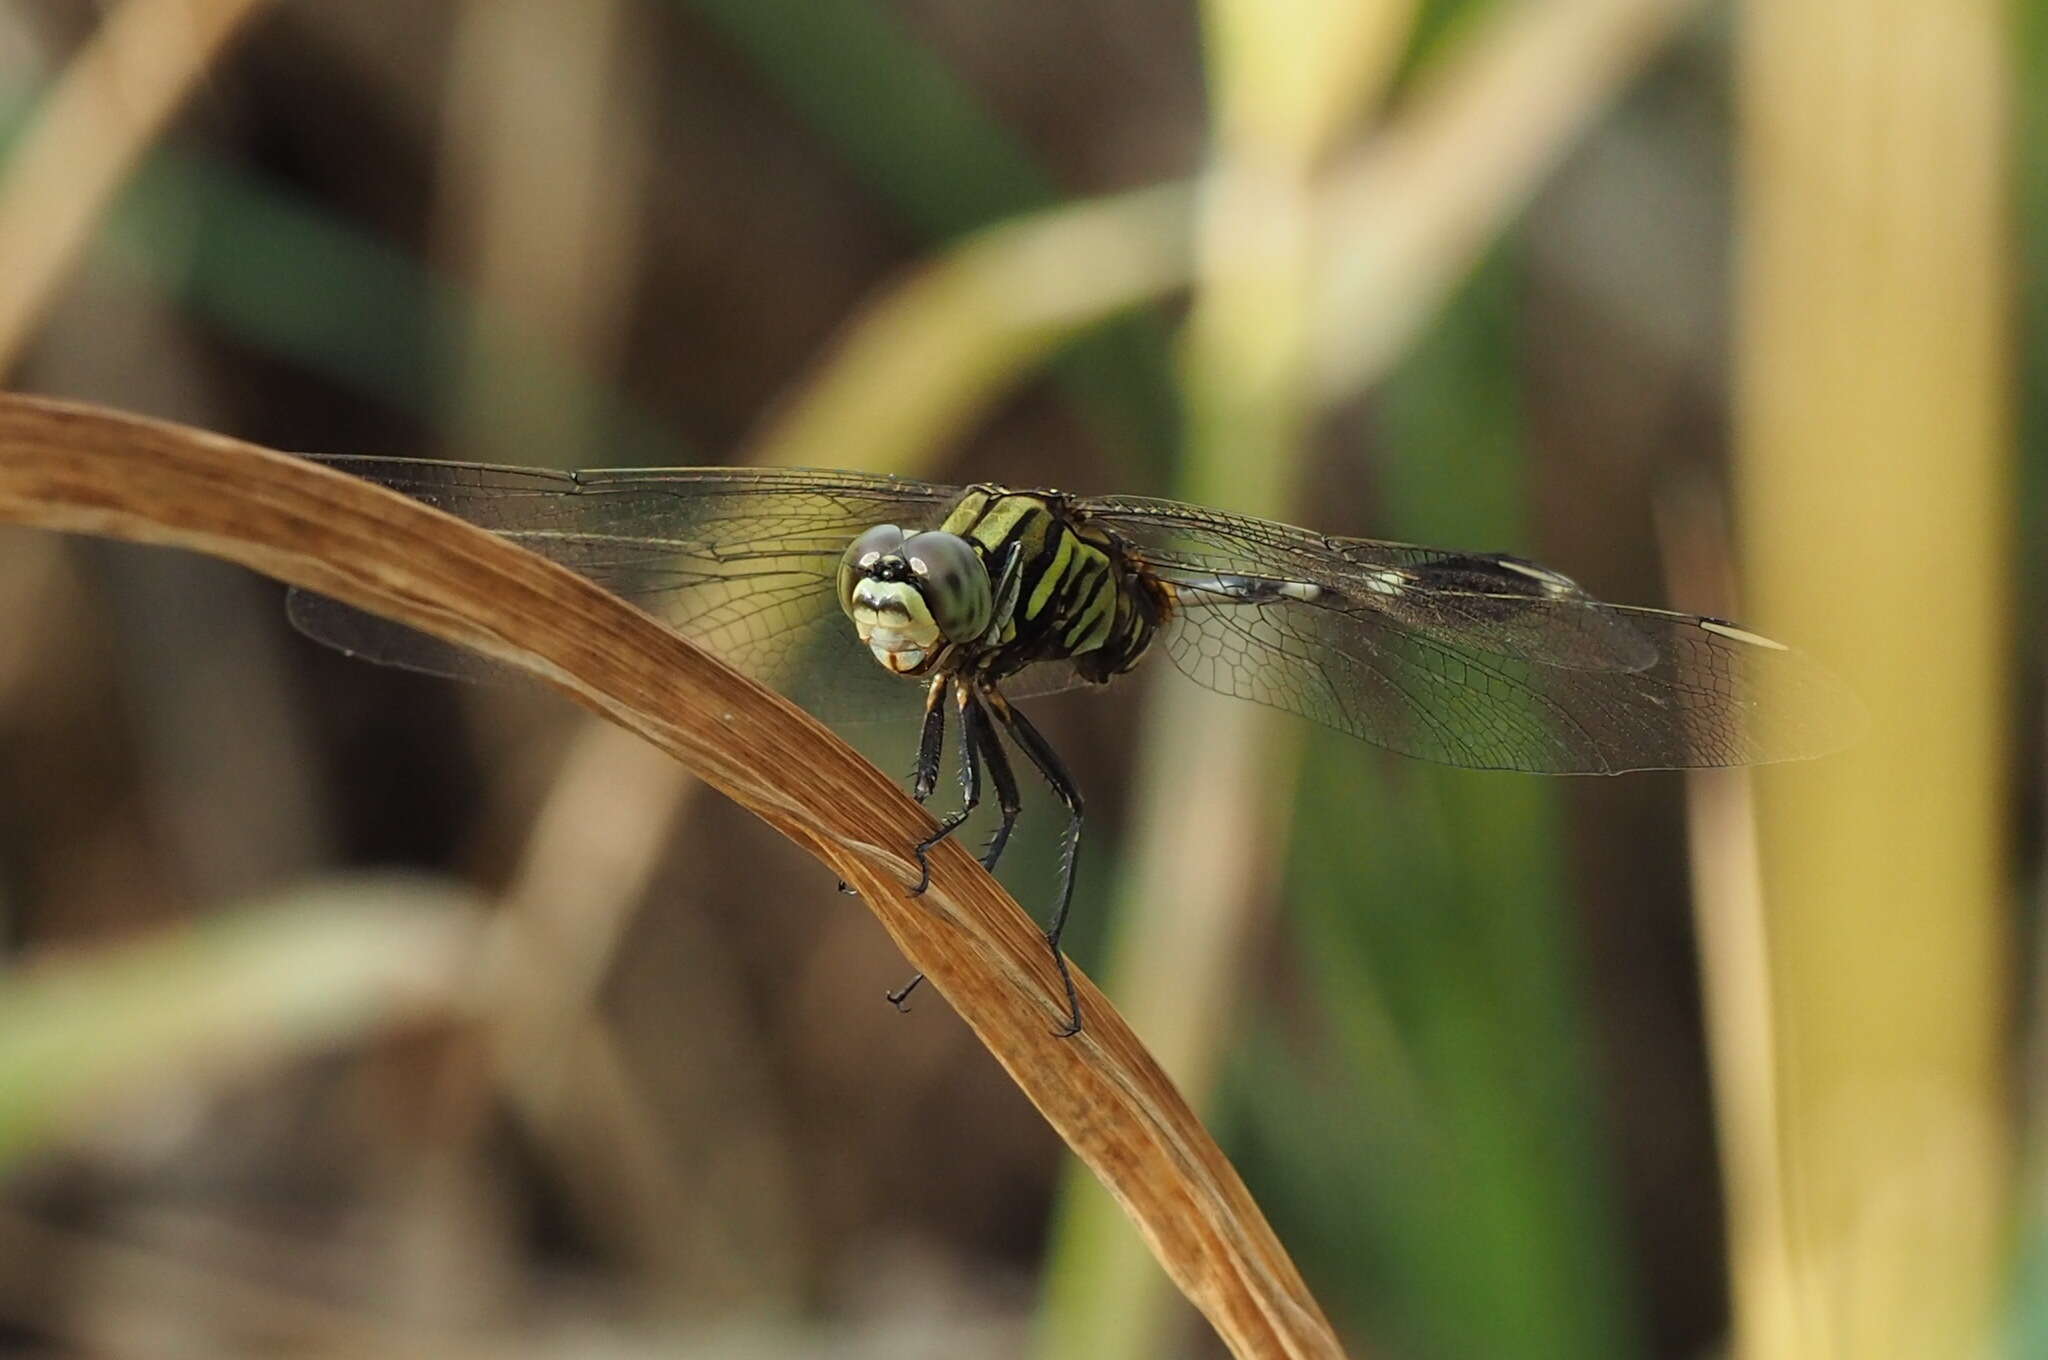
left=0, top=391, right=1345, bottom=1360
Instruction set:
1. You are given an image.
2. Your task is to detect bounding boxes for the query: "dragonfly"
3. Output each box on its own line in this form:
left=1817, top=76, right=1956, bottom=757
left=288, top=460, right=1857, bottom=1035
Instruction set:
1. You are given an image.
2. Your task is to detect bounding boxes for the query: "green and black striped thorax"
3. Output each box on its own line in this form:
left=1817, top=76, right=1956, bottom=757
left=946, top=486, right=1167, bottom=681
left=836, top=485, right=1168, bottom=687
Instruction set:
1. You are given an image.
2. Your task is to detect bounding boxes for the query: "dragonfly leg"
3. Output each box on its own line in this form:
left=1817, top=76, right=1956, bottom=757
left=849, top=677, right=948, bottom=897
left=910, top=682, right=982, bottom=895
left=984, top=689, right=1085, bottom=1038
left=891, top=683, right=1004, bottom=1012
left=886, top=695, right=1034, bottom=1011
left=980, top=541, right=1025, bottom=645
left=910, top=674, right=949, bottom=803
left=966, top=690, right=1023, bottom=875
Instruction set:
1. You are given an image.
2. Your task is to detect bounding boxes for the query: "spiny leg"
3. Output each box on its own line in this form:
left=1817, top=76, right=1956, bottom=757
left=985, top=689, right=1086, bottom=1038
left=888, top=689, right=1022, bottom=1013
left=968, top=692, right=1024, bottom=875
left=841, top=675, right=951, bottom=897
left=910, top=682, right=981, bottom=895
left=910, top=673, right=949, bottom=805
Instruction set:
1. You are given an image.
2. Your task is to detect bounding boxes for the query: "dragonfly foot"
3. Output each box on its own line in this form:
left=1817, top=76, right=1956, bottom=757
left=1047, top=935, right=1084, bottom=1038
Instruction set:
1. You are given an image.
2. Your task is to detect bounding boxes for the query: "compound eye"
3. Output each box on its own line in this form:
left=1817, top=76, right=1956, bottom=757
left=899, top=531, right=992, bottom=642
left=838, top=524, right=908, bottom=613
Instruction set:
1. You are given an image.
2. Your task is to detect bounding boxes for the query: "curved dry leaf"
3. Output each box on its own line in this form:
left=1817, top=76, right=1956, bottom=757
left=0, top=392, right=1344, bottom=1360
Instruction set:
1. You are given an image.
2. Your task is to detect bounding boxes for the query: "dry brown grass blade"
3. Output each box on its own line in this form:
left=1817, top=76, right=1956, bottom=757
left=0, top=392, right=1344, bottom=1360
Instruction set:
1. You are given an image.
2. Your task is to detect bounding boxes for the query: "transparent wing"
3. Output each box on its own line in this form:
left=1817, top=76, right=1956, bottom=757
left=1077, top=496, right=1861, bottom=773
left=287, top=459, right=1011, bottom=723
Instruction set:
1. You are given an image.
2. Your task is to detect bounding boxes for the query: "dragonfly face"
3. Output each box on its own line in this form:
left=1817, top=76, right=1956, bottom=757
left=288, top=458, right=1862, bottom=1037
left=836, top=525, right=991, bottom=675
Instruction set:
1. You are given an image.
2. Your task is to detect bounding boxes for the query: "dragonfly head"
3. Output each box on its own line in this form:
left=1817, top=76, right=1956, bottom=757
left=838, top=525, right=993, bottom=675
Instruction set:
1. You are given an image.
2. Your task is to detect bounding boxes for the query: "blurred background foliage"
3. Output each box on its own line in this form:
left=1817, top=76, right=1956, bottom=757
left=0, top=0, right=2033, bottom=1356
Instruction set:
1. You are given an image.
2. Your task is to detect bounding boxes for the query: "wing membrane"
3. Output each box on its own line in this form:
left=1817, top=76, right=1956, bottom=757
left=1078, top=496, right=1860, bottom=773
left=289, top=459, right=973, bottom=721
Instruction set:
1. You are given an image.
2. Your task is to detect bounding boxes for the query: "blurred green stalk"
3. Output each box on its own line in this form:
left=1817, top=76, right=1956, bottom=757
left=1036, top=3, right=1415, bottom=1356
left=0, top=881, right=485, bottom=1171
left=1191, top=254, right=1643, bottom=1360
left=674, top=0, right=1181, bottom=473
left=748, top=184, right=1193, bottom=476
left=1324, top=253, right=1638, bottom=1358
left=2014, top=1, right=2047, bottom=1343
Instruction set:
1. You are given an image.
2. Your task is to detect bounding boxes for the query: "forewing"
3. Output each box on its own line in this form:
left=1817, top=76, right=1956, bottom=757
left=1078, top=497, right=1860, bottom=773
left=287, top=459, right=965, bottom=722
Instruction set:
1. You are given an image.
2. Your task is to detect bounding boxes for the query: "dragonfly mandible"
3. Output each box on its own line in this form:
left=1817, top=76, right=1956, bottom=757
left=289, top=460, right=1857, bottom=1035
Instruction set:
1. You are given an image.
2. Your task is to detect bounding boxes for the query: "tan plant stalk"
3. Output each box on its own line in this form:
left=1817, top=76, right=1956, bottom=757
left=1735, top=0, right=2013, bottom=1354
left=424, top=0, right=697, bottom=1302
left=1658, top=489, right=1798, bottom=1357
left=0, top=0, right=273, bottom=373
left=0, top=392, right=1345, bottom=1360
left=436, top=0, right=649, bottom=467
left=1309, top=0, right=1705, bottom=401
